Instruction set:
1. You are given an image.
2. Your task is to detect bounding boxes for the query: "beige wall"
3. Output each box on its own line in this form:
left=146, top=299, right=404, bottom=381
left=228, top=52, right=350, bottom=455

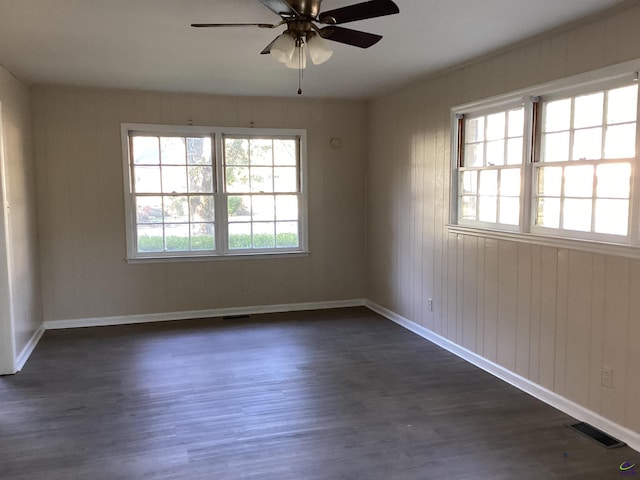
left=367, top=5, right=640, bottom=433
left=0, top=65, right=42, bottom=362
left=32, top=87, right=367, bottom=322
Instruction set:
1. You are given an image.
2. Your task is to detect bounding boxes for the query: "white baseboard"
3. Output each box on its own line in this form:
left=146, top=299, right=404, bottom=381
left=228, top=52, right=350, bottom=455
left=364, top=300, right=640, bottom=453
left=44, top=298, right=367, bottom=330
left=15, top=324, right=45, bottom=372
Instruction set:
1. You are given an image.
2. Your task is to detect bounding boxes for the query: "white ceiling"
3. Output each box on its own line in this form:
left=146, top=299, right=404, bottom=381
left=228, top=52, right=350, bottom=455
left=0, top=0, right=627, bottom=99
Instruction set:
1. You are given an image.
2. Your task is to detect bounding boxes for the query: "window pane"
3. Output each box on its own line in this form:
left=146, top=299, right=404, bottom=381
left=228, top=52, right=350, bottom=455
left=187, top=137, right=212, bottom=165
left=252, top=195, right=275, bottom=221
left=537, top=167, right=562, bottom=196
left=228, top=223, right=251, bottom=249
left=535, top=198, right=560, bottom=228
left=226, top=167, right=250, bottom=193
left=273, top=167, right=298, bottom=192
left=607, top=85, right=638, bottom=125
left=464, top=143, right=484, bottom=167
left=574, top=92, right=604, bottom=129
left=486, top=140, right=505, bottom=166
left=499, top=197, right=520, bottom=225
left=564, top=165, right=594, bottom=197
left=275, top=195, right=299, bottom=221
left=276, top=222, right=299, bottom=247
left=188, top=166, right=213, bottom=193
left=191, top=223, right=215, bottom=250
left=543, top=99, right=571, bottom=133
left=500, top=168, right=521, bottom=197
left=134, top=166, right=162, bottom=193
left=250, top=139, right=273, bottom=166
left=596, top=163, right=631, bottom=198
left=508, top=108, right=524, bottom=137
left=460, top=196, right=477, bottom=220
left=160, top=137, right=186, bottom=164
left=542, top=132, right=570, bottom=162
left=572, top=127, right=602, bottom=160
left=478, top=196, right=497, bottom=223
left=595, top=199, right=628, bottom=236
left=274, top=140, right=297, bottom=166
left=164, top=196, right=188, bottom=223
left=165, top=224, right=189, bottom=251
left=225, top=139, right=250, bottom=165
left=137, top=225, right=163, bottom=252
left=465, top=117, right=485, bottom=143
left=189, top=196, right=215, bottom=222
left=251, top=167, right=274, bottom=193
left=461, top=171, right=477, bottom=195
left=479, top=170, right=498, bottom=195
left=228, top=195, right=251, bottom=222
left=486, top=112, right=506, bottom=141
left=506, top=138, right=523, bottom=165
left=162, top=166, right=187, bottom=193
left=604, top=124, right=636, bottom=159
left=133, top=137, right=159, bottom=165
left=136, top=196, right=163, bottom=224
left=253, top=222, right=276, bottom=248
left=563, top=199, right=592, bottom=232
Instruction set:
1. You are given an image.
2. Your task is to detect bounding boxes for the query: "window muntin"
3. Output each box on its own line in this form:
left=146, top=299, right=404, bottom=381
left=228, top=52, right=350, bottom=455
left=459, top=107, right=525, bottom=227
left=123, top=125, right=307, bottom=260
left=452, top=69, right=640, bottom=247
left=534, top=84, right=637, bottom=237
left=223, top=137, right=301, bottom=251
left=131, top=134, right=216, bottom=254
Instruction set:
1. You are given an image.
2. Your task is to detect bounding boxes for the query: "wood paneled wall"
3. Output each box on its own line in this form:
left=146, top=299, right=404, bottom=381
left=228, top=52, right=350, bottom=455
left=32, top=88, right=367, bottom=322
left=367, top=4, right=640, bottom=433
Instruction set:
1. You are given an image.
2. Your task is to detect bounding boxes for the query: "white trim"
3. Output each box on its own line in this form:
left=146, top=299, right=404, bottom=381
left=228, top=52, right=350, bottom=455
left=14, top=325, right=45, bottom=372
left=365, top=300, right=640, bottom=453
left=44, top=299, right=367, bottom=330
left=447, top=224, right=640, bottom=259
left=121, top=123, right=309, bottom=261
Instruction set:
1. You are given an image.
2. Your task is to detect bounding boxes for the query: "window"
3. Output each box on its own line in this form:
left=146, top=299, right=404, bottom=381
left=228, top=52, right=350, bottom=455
left=451, top=65, right=640, bottom=249
left=122, top=124, right=307, bottom=260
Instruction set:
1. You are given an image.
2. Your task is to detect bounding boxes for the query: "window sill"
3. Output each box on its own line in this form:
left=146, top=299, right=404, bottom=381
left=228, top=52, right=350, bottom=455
left=447, top=224, right=640, bottom=259
left=126, top=251, right=310, bottom=264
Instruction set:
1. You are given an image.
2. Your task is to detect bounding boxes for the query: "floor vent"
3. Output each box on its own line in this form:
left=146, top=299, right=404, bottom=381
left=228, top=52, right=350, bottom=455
left=569, top=422, right=626, bottom=448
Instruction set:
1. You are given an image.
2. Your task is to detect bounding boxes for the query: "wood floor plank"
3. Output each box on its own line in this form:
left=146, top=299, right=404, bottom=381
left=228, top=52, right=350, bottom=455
left=0, top=307, right=636, bottom=479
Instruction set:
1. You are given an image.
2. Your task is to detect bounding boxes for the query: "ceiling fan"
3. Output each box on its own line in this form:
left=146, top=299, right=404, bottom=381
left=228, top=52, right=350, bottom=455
left=192, top=0, right=400, bottom=94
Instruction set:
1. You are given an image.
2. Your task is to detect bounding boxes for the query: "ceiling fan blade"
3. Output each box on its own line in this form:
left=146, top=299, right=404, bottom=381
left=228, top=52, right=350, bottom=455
left=319, top=26, right=382, bottom=48
left=318, top=0, right=399, bottom=24
left=260, top=36, right=280, bottom=55
left=259, top=0, right=300, bottom=18
left=191, top=23, right=277, bottom=28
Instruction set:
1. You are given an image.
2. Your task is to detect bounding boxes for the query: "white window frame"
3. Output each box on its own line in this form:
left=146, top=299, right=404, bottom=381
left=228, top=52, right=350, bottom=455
left=121, top=123, right=309, bottom=262
left=449, top=59, right=640, bottom=259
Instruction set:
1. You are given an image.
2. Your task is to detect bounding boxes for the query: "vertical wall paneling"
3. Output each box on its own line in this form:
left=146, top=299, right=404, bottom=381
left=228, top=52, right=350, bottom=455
left=515, top=243, right=532, bottom=378
left=553, top=249, right=569, bottom=397
left=601, top=256, right=630, bottom=425
left=364, top=1, right=640, bottom=438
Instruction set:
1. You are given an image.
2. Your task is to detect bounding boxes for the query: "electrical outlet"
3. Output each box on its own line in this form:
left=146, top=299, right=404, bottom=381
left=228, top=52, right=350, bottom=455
left=602, top=365, right=614, bottom=388
left=427, top=298, right=433, bottom=312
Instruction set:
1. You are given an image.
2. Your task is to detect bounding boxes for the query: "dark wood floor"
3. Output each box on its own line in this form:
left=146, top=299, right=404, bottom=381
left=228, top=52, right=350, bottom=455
left=0, top=307, right=636, bottom=479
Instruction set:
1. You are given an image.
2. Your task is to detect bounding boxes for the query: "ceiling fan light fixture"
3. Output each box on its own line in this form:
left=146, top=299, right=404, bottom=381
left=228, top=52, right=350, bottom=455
left=307, top=32, right=333, bottom=65
left=270, top=32, right=296, bottom=63
left=285, top=44, right=307, bottom=69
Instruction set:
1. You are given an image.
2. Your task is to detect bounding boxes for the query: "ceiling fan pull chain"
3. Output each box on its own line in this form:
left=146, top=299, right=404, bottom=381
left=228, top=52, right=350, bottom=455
left=298, top=43, right=304, bottom=95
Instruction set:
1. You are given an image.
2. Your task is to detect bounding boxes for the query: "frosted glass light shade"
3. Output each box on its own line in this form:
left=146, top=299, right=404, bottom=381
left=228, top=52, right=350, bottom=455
left=285, top=46, right=307, bottom=69
left=270, top=33, right=296, bottom=64
left=307, top=33, right=333, bottom=65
